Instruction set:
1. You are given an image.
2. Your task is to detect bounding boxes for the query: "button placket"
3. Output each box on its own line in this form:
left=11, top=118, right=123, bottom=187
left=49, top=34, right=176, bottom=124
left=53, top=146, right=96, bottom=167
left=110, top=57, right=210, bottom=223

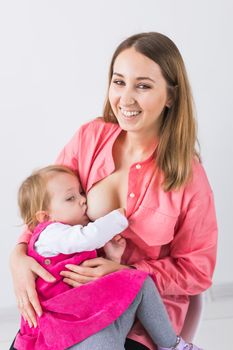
left=127, top=163, right=143, bottom=215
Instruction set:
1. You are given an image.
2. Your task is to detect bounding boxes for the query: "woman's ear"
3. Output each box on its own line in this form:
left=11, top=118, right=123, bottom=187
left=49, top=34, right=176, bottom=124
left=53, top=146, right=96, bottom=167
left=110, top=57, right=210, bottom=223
left=35, top=210, right=50, bottom=223
left=166, top=98, right=172, bottom=108
left=166, top=85, right=178, bottom=108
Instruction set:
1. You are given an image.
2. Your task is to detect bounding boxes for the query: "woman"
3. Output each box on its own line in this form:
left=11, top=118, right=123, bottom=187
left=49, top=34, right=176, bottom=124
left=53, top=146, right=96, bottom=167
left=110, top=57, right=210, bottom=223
left=10, top=32, right=218, bottom=350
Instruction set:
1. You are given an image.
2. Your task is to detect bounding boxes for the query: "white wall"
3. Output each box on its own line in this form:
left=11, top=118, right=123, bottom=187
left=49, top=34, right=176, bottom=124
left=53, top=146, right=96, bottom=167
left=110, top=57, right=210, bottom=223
left=0, top=0, right=232, bottom=309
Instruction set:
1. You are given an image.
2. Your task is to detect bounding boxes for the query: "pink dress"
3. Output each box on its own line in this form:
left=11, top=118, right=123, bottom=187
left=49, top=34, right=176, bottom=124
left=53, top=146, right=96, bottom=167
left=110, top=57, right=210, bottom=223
left=15, top=221, right=148, bottom=350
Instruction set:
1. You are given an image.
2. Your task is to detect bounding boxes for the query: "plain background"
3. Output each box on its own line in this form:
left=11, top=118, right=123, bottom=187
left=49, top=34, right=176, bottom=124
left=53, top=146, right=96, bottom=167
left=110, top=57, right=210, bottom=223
left=0, top=0, right=232, bottom=311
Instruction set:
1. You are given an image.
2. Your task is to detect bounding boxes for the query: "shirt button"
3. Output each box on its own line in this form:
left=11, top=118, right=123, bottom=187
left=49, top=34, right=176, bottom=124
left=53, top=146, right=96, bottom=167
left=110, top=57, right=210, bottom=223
left=135, top=164, right=141, bottom=169
left=44, top=259, right=51, bottom=265
left=129, top=192, right=135, bottom=198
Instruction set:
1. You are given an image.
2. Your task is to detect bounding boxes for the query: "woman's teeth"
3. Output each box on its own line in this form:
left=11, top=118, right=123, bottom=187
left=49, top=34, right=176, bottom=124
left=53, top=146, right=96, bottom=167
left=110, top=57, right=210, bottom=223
left=121, top=109, right=141, bottom=117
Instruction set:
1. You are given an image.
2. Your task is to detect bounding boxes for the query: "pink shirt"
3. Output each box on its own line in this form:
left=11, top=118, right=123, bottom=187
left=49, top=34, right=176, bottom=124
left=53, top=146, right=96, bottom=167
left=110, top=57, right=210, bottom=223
left=19, top=118, right=218, bottom=350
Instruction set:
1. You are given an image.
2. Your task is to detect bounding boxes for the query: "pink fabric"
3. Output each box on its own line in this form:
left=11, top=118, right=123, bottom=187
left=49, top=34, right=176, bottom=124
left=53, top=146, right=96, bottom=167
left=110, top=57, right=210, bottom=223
left=15, top=222, right=148, bottom=349
left=18, top=118, right=218, bottom=350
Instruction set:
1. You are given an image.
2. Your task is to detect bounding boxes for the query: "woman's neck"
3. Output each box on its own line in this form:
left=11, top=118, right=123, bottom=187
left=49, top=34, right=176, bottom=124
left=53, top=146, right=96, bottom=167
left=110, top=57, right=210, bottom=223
left=120, top=130, right=158, bottom=161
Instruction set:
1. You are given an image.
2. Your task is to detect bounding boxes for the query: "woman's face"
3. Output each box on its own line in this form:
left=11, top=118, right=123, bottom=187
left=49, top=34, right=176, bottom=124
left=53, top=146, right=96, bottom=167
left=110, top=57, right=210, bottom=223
left=108, top=47, right=170, bottom=137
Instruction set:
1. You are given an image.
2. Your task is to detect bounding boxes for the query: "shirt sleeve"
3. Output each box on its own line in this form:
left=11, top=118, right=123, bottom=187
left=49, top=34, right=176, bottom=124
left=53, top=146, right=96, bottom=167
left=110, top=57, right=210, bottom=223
left=35, top=210, right=128, bottom=257
left=18, top=229, right=32, bottom=244
left=133, top=191, right=218, bottom=296
left=55, top=127, right=81, bottom=172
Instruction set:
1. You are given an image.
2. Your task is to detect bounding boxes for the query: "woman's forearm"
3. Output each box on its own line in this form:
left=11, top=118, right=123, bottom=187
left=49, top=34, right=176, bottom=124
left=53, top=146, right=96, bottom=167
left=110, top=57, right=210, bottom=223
left=9, top=242, right=55, bottom=327
left=9, top=243, right=27, bottom=271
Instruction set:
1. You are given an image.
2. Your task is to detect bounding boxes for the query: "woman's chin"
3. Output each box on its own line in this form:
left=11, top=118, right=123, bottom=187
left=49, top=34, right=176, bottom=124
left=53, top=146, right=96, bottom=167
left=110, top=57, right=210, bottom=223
left=117, top=117, right=141, bottom=132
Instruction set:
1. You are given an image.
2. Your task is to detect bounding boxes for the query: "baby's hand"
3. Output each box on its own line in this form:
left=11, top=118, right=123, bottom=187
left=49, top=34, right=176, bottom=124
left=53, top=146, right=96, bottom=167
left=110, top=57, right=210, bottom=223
left=117, top=208, right=126, bottom=216
left=104, top=234, right=126, bottom=263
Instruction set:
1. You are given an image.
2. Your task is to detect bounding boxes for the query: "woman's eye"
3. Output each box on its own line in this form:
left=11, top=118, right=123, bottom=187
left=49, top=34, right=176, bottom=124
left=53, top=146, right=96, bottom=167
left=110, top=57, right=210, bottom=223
left=113, top=79, right=125, bottom=86
left=112, top=80, right=150, bottom=90
left=137, top=84, right=151, bottom=89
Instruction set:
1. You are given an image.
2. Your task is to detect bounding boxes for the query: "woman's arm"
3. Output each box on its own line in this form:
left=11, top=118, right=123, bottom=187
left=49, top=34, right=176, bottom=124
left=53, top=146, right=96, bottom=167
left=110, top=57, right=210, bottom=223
left=11, top=126, right=84, bottom=322
left=10, top=126, right=87, bottom=325
left=9, top=243, right=55, bottom=327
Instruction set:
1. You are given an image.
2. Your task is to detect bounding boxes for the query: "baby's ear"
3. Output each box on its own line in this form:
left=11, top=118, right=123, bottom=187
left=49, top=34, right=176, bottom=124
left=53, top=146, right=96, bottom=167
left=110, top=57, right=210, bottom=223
left=35, top=210, right=49, bottom=223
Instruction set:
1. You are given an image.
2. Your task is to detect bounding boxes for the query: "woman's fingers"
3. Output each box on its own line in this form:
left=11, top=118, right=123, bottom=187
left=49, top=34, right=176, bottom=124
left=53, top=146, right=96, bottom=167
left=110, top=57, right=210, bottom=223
left=23, top=302, right=37, bottom=328
left=61, top=269, right=97, bottom=283
left=32, top=262, right=56, bottom=283
left=17, top=293, right=37, bottom=327
left=10, top=249, right=47, bottom=325
left=62, top=278, right=84, bottom=287
left=61, top=258, right=128, bottom=287
left=27, top=284, right=42, bottom=318
left=28, top=263, right=55, bottom=318
left=17, top=278, right=44, bottom=327
left=80, top=257, right=105, bottom=268
left=60, top=259, right=104, bottom=285
left=65, top=262, right=102, bottom=276
left=21, top=310, right=33, bottom=328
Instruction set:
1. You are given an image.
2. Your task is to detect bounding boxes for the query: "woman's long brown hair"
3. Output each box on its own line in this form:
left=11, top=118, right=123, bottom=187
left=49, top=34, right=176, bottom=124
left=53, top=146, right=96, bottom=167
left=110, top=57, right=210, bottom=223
left=103, top=32, right=200, bottom=191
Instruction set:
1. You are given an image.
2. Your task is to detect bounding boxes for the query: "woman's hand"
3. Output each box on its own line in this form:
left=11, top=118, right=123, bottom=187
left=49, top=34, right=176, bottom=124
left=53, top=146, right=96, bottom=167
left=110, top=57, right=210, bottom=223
left=10, top=243, right=55, bottom=327
left=60, top=257, right=129, bottom=287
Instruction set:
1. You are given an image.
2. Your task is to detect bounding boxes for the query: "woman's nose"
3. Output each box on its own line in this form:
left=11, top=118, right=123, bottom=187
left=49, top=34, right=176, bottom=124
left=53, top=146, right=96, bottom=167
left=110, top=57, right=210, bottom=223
left=120, top=88, right=136, bottom=106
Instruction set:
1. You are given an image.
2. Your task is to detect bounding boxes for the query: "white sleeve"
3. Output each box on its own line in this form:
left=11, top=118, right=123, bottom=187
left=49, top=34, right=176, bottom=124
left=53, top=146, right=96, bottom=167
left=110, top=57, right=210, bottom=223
left=34, top=210, right=128, bottom=257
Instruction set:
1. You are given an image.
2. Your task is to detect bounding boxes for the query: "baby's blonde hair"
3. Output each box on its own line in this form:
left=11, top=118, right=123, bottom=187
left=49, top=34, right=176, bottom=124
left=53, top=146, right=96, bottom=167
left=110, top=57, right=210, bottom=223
left=18, top=165, right=77, bottom=231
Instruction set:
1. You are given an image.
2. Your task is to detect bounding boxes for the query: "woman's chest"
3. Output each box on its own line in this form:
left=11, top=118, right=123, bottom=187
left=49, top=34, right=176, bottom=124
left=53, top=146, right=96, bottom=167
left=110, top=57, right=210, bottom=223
left=86, top=168, right=129, bottom=221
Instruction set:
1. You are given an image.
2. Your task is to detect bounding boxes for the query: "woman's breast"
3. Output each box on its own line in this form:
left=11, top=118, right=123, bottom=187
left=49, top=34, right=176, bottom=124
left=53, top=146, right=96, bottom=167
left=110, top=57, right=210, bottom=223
left=86, top=170, right=128, bottom=221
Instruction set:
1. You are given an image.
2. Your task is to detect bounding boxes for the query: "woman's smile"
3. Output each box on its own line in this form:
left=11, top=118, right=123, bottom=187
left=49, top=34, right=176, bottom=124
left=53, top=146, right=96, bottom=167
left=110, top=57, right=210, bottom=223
left=119, top=107, right=142, bottom=122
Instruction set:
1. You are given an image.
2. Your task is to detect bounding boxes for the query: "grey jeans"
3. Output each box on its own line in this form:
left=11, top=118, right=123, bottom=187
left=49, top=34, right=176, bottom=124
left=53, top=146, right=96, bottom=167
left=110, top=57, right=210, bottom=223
left=68, top=276, right=177, bottom=350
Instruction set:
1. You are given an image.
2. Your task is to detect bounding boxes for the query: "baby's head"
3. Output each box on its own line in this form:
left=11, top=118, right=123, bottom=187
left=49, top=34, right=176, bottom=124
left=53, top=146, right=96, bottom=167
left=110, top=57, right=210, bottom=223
left=18, top=165, right=89, bottom=231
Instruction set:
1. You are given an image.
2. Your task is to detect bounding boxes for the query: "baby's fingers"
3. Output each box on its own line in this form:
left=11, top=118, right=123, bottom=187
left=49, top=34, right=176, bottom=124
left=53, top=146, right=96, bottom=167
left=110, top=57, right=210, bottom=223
left=113, top=234, right=122, bottom=241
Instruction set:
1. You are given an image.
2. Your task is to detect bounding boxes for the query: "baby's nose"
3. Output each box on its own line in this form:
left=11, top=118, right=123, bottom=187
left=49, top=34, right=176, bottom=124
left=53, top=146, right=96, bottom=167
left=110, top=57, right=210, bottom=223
left=80, top=195, right=87, bottom=206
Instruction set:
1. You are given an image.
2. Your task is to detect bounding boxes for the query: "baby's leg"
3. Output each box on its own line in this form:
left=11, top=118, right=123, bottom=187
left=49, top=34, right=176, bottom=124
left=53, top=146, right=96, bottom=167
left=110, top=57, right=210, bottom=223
left=68, top=276, right=177, bottom=349
left=68, top=291, right=143, bottom=350
left=67, top=324, right=123, bottom=350
left=136, top=276, right=177, bottom=348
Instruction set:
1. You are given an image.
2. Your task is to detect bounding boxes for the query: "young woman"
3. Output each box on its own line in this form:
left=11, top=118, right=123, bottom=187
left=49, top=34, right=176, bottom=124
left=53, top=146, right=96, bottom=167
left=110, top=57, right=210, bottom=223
left=10, top=32, right=217, bottom=350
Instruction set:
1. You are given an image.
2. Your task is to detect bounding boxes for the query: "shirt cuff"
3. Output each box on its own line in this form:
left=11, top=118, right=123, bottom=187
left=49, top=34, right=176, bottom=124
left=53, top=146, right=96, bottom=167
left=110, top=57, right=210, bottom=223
left=17, top=231, right=32, bottom=244
left=111, top=209, right=129, bottom=229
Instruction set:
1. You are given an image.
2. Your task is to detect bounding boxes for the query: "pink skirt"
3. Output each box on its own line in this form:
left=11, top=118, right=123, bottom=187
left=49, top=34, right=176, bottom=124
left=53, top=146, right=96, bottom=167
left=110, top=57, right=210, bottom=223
left=15, top=269, right=148, bottom=350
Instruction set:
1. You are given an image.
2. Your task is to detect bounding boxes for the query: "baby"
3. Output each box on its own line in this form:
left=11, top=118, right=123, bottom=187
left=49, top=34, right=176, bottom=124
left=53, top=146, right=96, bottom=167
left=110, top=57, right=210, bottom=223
left=14, top=165, right=202, bottom=350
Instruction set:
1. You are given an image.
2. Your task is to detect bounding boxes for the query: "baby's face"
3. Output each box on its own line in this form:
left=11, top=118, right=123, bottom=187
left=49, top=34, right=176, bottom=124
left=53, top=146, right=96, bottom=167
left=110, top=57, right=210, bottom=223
left=47, top=172, right=89, bottom=226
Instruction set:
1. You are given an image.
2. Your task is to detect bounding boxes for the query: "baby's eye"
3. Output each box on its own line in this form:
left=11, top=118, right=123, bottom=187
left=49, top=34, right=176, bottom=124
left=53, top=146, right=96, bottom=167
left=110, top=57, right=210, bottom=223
left=66, top=196, right=75, bottom=201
